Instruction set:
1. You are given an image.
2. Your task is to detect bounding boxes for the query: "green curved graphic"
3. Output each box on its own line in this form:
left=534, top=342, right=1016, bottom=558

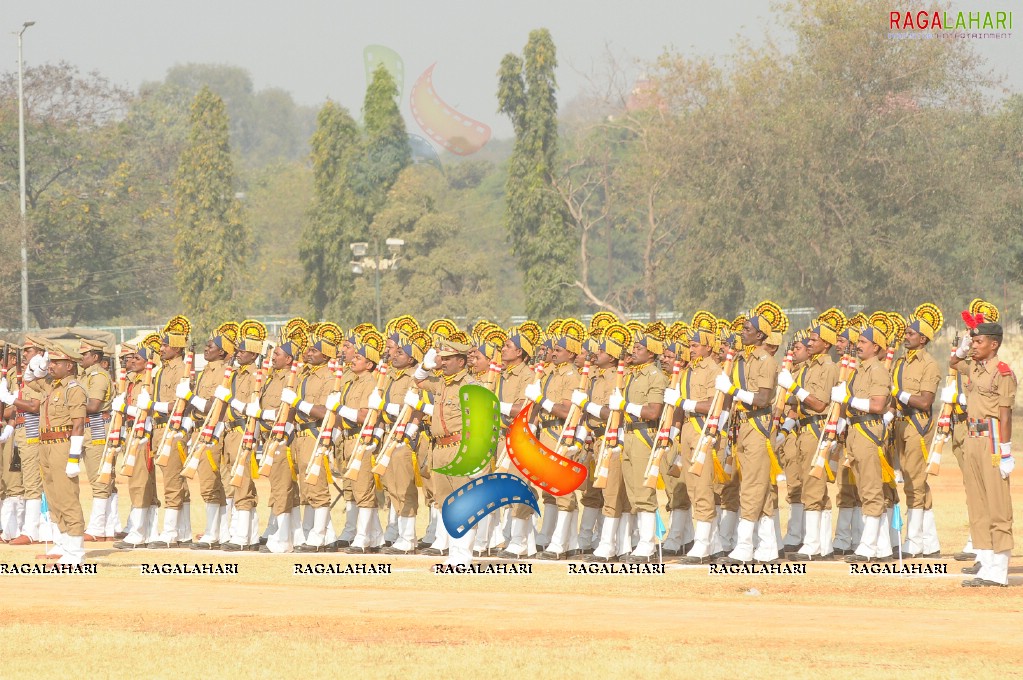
left=432, top=385, right=500, bottom=476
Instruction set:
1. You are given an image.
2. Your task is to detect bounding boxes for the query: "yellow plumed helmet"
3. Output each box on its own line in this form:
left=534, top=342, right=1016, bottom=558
left=816, top=308, right=847, bottom=334
left=282, top=317, right=308, bottom=342
left=730, top=314, right=747, bottom=334
left=447, top=330, right=471, bottom=346
left=626, top=320, right=645, bottom=338
left=556, top=318, right=586, bottom=355
left=238, top=319, right=268, bottom=354
left=509, top=321, right=542, bottom=358
left=355, top=329, right=384, bottom=364
left=861, top=311, right=895, bottom=349
left=386, top=314, right=419, bottom=337
left=849, top=312, right=868, bottom=330
left=968, top=298, right=999, bottom=323
left=600, top=321, right=632, bottom=360
left=212, top=321, right=240, bottom=354
left=690, top=310, right=717, bottom=347
left=589, top=311, right=618, bottom=335
left=279, top=318, right=309, bottom=357
left=668, top=321, right=690, bottom=345
left=887, top=312, right=907, bottom=345
left=406, top=329, right=432, bottom=362
left=428, top=318, right=458, bottom=340
left=309, top=322, right=343, bottom=359
left=162, top=315, right=191, bottom=348
left=352, top=322, right=378, bottom=339
left=140, top=333, right=162, bottom=360
left=546, top=319, right=564, bottom=338
left=481, top=326, right=508, bottom=361
left=909, top=303, right=943, bottom=341
left=471, top=320, right=498, bottom=344
left=749, top=300, right=784, bottom=335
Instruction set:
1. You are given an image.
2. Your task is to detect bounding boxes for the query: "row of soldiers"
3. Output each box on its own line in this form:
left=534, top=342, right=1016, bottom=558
left=0, top=301, right=1014, bottom=585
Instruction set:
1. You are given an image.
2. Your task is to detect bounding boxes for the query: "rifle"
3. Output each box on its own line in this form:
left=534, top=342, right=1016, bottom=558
left=688, top=345, right=737, bottom=478
left=769, top=345, right=795, bottom=437
left=179, top=366, right=236, bottom=480
left=257, top=361, right=302, bottom=477
left=229, top=352, right=272, bottom=488
left=926, top=334, right=960, bottom=476
left=484, top=358, right=502, bottom=392
left=808, top=351, right=855, bottom=480
left=553, top=361, right=592, bottom=460
left=118, top=360, right=155, bottom=478
left=644, top=359, right=682, bottom=488
left=343, top=361, right=390, bottom=481
left=153, top=351, right=195, bottom=467
left=495, top=361, right=545, bottom=473
left=303, top=362, right=346, bottom=486
left=592, top=363, right=627, bottom=489
left=97, top=366, right=128, bottom=485
left=371, top=402, right=414, bottom=476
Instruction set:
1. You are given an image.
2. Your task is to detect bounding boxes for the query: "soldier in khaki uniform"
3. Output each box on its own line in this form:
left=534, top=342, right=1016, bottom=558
left=495, top=325, right=543, bottom=559
left=180, top=323, right=236, bottom=549
left=716, top=303, right=783, bottom=564
left=0, top=343, right=25, bottom=542
left=782, top=315, right=840, bottom=560
left=831, top=320, right=862, bottom=554
left=890, top=304, right=943, bottom=558
left=221, top=321, right=269, bottom=551
left=146, top=317, right=192, bottom=548
left=409, top=336, right=479, bottom=566
left=949, top=312, right=1015, bottom=587
left=523, top=321, right=584, bottom=559
left=2, top=344, right=88, bottom=564
left=664, top=313, right=723, bottom=563
left=576, top=322, right=633, bottom=562
left=379, top=326, right=430, bottom=555
left=604, top=326, right=667, bottom=562
left=7, top=336, right=50, bottom=545
left=253, top=319, right=308, bottom=553
left=831, top=313, right=895, bottom=562
left=77, top=339, right=116, bottom=541
left=282, top=323, right=343, bottom=552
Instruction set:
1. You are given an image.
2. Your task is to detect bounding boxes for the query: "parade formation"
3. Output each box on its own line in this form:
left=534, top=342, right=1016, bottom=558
left=0, top=299, right=1014, bottom=588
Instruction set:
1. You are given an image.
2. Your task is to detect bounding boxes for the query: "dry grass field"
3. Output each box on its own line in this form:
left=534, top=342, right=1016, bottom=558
left=2, top=460, right=1021, bottom=680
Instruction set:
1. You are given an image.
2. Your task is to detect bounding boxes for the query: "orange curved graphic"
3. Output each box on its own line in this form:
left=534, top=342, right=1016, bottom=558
left=505, top=404, right=587, bottom=496
left=409, top=63, right=491, bottom=156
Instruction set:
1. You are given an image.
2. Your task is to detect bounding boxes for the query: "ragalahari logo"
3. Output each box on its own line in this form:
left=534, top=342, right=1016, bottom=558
left=889, top=8, right=1013, bottom=38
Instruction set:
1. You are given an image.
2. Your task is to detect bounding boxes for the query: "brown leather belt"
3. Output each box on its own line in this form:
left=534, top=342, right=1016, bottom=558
left=40, top=426, right=73, bottom=443
left=434, top=433, right=462, bottom=447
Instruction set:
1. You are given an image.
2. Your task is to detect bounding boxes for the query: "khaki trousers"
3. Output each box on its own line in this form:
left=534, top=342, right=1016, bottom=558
left=620, top=431, right=657, bottom=513
left=381, top=445, right=418, bottom=516
left=963, top=434, right=1014, bottom=553
left=847, top=423, right=884, bottom=518
left=797, top=428, right=831, bottom=511
left=293, top=434, right=331, bottom=507
left=153, top=426, right=189, bottom=509
left=735, top=422, right=771, bottom=522
left=682, top=423, right=716, bottom=522
left=14, top=428, right=41, bottom=499
left=41, top=441, right=85, bottom=536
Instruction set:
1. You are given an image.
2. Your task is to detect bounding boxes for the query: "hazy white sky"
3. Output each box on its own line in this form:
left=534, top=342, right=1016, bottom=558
left=3, top=0, right=1021, bottom=141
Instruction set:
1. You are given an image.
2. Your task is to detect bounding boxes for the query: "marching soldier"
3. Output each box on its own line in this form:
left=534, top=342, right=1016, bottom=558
left=6, top=336, right=50, bottom=545
left=180, top=322, right=237, bottom=549
left=409, top=335, right=479, bottom=566
left=147, top=317, right=193, bottom=548
left=282, top=323, right=343, bottom=552
left=78, top=338, right=116, bottom=542
left=890, top=304, right=943, bottom=558
left=0, top=343, right=25, bottom=543
left=782, top=313, right=841, bottom=560
left=832, top=313, right=895, bottom=562
left=2, top=344, right=88, bottom=564
left=950, top=307, right=1015, bottom=587
left=716, top=303, right=783, bottom=564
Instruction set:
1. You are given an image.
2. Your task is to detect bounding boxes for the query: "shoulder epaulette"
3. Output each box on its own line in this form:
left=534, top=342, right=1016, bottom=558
left=997, top=361, right=1014, bottom=378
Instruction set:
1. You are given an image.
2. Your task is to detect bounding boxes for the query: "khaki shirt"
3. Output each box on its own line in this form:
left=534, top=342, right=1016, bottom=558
left=794, top=353, right=837, bottom=418
left=422, top=369, right=477, bottom=438
left=228, top=362, right=259, bottom=424
left=847, top=355, right=890, bottom=416
left=623, top=361, right=667, bottom=429
left=40, top=377, right=87, bottom=431
left=586, top=366, right=619, bottom=432
left=382, top=367, right=416, bottom=425
left=733, top=346, right=778, bottom=413
left=152, top=356, right=187, bottom=426
left=538, top=361, right=580, bottom=437
left=681, top=355, right=718, bottom=429
left=964, top=357, right=1017, bottom=421
left=497, top=361, right=531, bottom=425
left=892, top=349, right=940, bottom=407
left=81, top=365, right=113, bottom=441
left=296, top=362, right=336, bottom=429
left=340, top=370, right=375, bottom=436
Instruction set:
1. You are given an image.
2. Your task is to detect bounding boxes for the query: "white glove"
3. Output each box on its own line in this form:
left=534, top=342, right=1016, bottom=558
left=777, top=369, right=794, bottom=390
left=181, top=416, right=195, bottom=432
left=608, top=390, right=625, bottom=412
left=882, top=411, right=895, bottom=427
left=175, top=381, right=193, bottom=400
left=896, top=391, right=912, bottom=406
left=367, top=389, right=384, bottom=411
left=422, top=347, right=439, bottom=371
left=0, top=424, right=13, bottom=443
left=280, top=388, right=299, bottom=407
left=663, top=387, right=682, bottom=407
left=523, top=381, right=542, bottom=403
left=135, top=388, right=153, bottom=411
left=152, top=400, right=170, bottom=415
left=28, top=352, right=49, bottom=379
left=260, top=409, right=276, bottom=422
left=999, top=443, right=1014, bottom=479
left=230, top=398, right=247, bottom=413
left=190, top=395, right=208, bottom=412
left=245, top=402, right=262, bottom=418
left=213, top=385, right=232, bottom=402
left=836, top=417, right=848, bottom=435
left=65, top=461, right=80, bottom=478
left=830, top=383, right=847, bottom=404
left=955, top=334, right=972, bottom=359
left=570, top=389, right=589, bottom=408
left=404, top=390, right=424, bottom=410
left=325, top=393, right=342, bottom=412
left=0, top=382, right=14, bottom=406
left=385, top=402, right=401, bottom=417
left=714, top=372, right=735, bottom=395
left=939, top=385, right=956, bottom=404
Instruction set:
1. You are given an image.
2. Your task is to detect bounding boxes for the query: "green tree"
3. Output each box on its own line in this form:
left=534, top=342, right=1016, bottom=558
left=357, top=64, right=412, bottom=217
left=498, top=29, right=579, bottom=320
left=172, top=86, right=247, bottom=335
left=299, top=101, right=364, bottom=320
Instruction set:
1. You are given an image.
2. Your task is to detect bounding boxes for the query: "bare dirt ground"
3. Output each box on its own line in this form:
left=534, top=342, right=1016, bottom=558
left=1, top=464, right=1021, bottom=680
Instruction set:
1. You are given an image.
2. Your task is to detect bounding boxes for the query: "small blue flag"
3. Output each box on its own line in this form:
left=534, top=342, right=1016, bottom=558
left=655, top=510, right=667, bottom=540
left=40, top=492, right=49, bottom=517
left=891, top=504, right=903, bottom=532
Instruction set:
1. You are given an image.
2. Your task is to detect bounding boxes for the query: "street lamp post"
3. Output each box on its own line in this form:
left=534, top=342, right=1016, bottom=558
left=16, top=21, right=35, bottom=331
left=350, top=238, right=405, bottom=328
